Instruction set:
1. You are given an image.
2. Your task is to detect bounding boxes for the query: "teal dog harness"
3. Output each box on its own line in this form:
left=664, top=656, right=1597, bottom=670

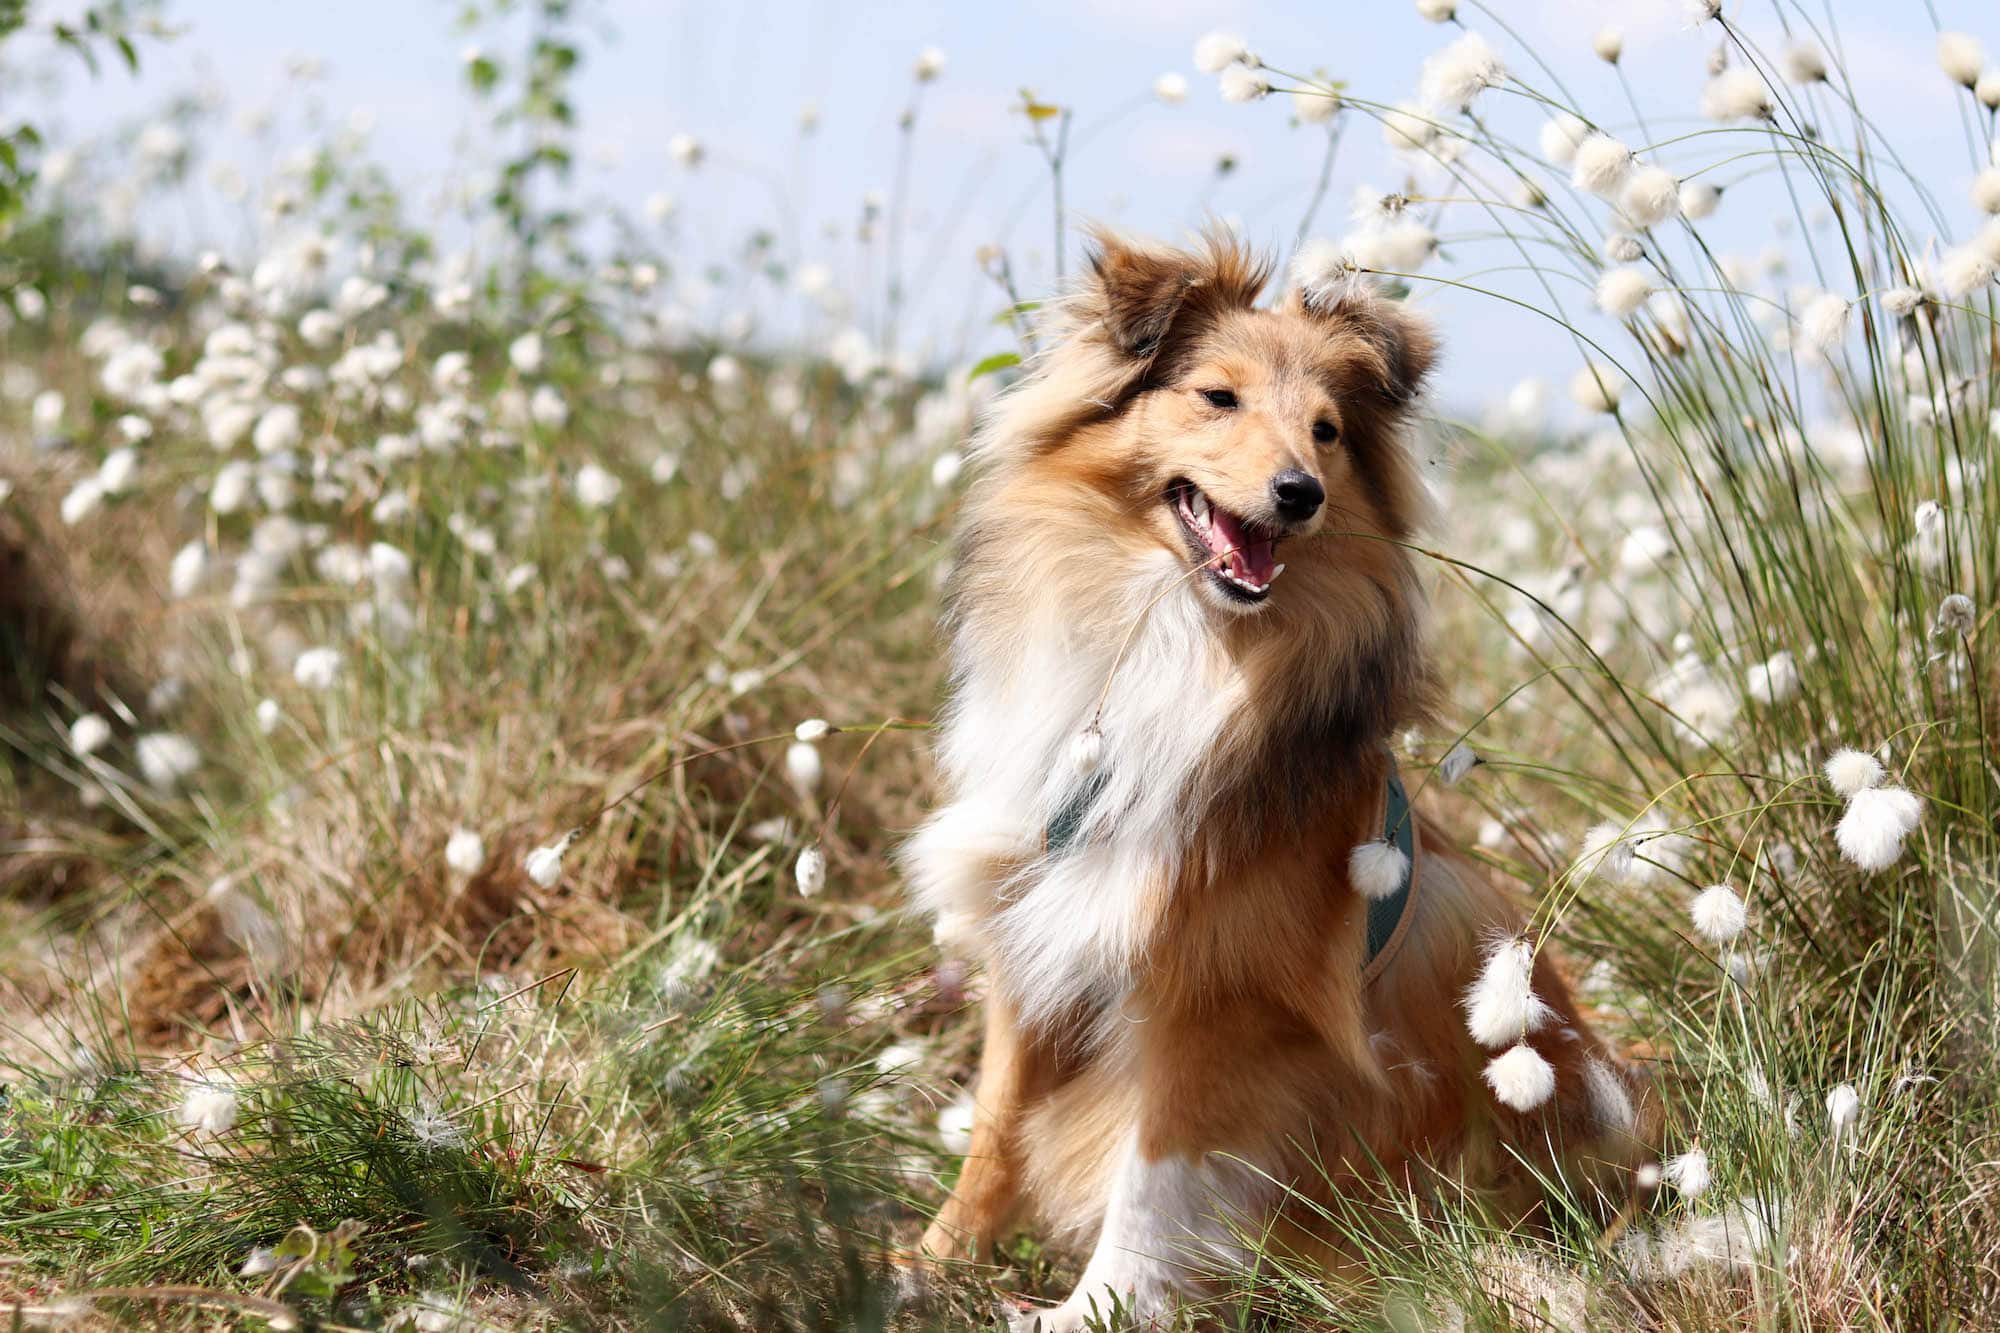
left=1042, top=762, right=1419, bottom=983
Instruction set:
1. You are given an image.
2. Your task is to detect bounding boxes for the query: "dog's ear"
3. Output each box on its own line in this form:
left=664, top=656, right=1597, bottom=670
left=1079, top=227, right=1270, bottom=367
left=1287, top=280, right=1439, bottom=408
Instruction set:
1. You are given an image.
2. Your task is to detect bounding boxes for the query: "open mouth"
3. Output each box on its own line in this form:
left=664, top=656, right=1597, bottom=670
left=1167, top=479, right=1284, bottom=604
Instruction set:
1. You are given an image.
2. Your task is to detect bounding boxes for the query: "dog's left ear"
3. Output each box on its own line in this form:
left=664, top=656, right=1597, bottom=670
left=1080, top=226, right=1271, bottom=368
left=1286, top=281, right=1439, bottom=409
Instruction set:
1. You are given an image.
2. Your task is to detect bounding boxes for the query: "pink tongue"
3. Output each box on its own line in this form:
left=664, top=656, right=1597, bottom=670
left=1210, top=508, right=1277, bottom=584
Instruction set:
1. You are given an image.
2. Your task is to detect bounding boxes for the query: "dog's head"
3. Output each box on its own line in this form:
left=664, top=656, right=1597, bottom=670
left=974, top=228, right=1438, bottom=619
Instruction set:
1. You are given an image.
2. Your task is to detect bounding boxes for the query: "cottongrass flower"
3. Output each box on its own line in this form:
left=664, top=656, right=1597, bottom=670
left=1836, top=785, right=1925, bottom=871
left=1935, top=592, right=1975, bottom=638
left=1593, top=27, right=1623, bottom=64
left=1218, top=65, right=1272, bottom=102
left=1824, top=748, right=1884, bottom=797
left=136, top=732, right=201, bottom=790
left=1193, top=31, right=1253, bottom=74
left=1484, top=1043, right=1556, bottom=1111
left=1414, top=0, right=1455, bottom=20
left=574, top=462, right=623, bottom=508
left=508, top=331, right=545, bottom=375
left=1680, top=180, right=1722, bottom=220
left=1538, top=112, right=1587, bottom=166
left=1381, top=101, right=1438, bottom=153
left=1578, top=820, right=1636, bottom=881
left=1972, top=169, right=2000, bottom=215
left=1349, top=839, right=1410, bottom=900
left=1569, top=362, right=1622, bottom=413
left=1345, top=219, right=1438, bottom=273
left=69, top=713, right=112, bottom=758
left=938, top=1094, right=977, bottom=1156
left=1826, top=1083, right=1862, bottom=1138
left=785, top=739, right=824, bottom=794
left=255, top=698, right=282, bottom=734
left=176, top=1074, right=240, bottom=1136
left=253, top=403, right=302, bottom=454
left=1069, top=723, right=1105, bottom=776
left=1602, top=233, right=1643, bottom=264
left=1745, top=649, right=1800, bottom=705
left=1418, top=31, right=1506, bottom=113
left=794, top=718, right=833, bottom=743
left=1438, top=741, right=1479, bottom=785
left=1595, top=266, right=1653, bottom=318
left=912, top=46, right=946, bottom=81
left=445, top=828, right=486, bottom=877
left=1463, top=936, right=1555, bottom=1047
left=292, top=646, right=342, bottom=690
left=1152, top=72, right=1188, bottom=104
left=524, top=833, right=574, bottom=888
left=1663, top=1147, right=1712, bottom=1198
left=1571, top=134, right=1633, bottom=195
left=1938, top=32, right=1984, bottom=87
left=1702, top=68, right=1773, bottom=121
left=1880, top=285, right=1924, bottom=316
left=1621, top=165, right=1680, bottom=228
left=60, top=477, right=105, bottom=525
left=1799, top=293, right=1851, bottom=353
left=1690, top=884, right=1747, bottom=945
left=1978, top=69, right=2000, bottom=110
left=97, top=447, right=138, bottom=495
left=1937, top=244, right=1995, bottom=299
left=795, top=844, right=827, bottom=897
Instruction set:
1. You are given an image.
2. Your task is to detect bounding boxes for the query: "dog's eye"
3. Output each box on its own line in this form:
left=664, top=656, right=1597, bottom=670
left=1312, top=420, right=1339, bottom=444
left=1201, top=388, right=1238, bottom=410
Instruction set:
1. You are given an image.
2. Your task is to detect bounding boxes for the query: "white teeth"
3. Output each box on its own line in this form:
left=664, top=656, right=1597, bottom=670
left=1191, top=491, right=1211, bottom=522
left=1272, top=563, right=1287, bottom=579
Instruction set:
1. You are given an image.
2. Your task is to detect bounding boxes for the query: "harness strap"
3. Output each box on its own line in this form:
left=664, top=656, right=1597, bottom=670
left=1040, top=761, right=1419, bottom=986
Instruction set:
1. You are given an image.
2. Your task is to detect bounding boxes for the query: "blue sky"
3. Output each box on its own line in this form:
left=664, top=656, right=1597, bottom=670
left=22, top=0, right=1995, bottom=411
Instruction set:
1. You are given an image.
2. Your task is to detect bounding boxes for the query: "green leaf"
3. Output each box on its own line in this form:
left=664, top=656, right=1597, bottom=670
left=967, top=350, right=1021, bottom=382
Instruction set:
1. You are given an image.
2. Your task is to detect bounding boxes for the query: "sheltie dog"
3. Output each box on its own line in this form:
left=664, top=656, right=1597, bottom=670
left=901, top=229, right=1647, bottom=1328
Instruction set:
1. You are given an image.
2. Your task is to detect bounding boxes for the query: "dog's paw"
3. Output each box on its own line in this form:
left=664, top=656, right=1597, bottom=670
left=1003, top=1289, right=1160, bottom=1332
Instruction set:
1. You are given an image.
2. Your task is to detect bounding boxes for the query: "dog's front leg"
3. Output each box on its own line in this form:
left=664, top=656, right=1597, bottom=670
left=1014, top=1005, right=1276, bottom=1332
left=922, top=991, right=1052, bottom=1263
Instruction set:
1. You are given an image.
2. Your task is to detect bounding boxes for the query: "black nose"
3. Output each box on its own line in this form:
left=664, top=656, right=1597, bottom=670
left=1271, top=469, right=1325, bottom=521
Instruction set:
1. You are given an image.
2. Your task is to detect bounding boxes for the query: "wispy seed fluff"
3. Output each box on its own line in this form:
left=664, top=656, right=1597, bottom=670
left=1799, top=293, right=1851, bottom=353
left=795, top=843, right=828, bottom=897
left=1538, top=112, right=1588, bottom=166
left=1824, top=748, right=1884, bottom=797
left=1979, top=70, right=2000, bottom=111
left=1745, top=649, right=1800, bottom=705
left=784, top=740, right=824, bottom=794
left=1880, top=286, right=1924, bottom=317
left=1938, top=32, right=1984, bottom=88
left=1218, top=65, right=1271, bottom=103
left=1621, top=165, right=1681, bottom=228
left=1069, top=723, right=1105, bottom=776
left=1595, top=266, right=1654, bottom=319
left=1680, top=180, right=1722, bottom=220
left=1938, top=245, right=1997, bottom=299
left=1193, top=31, right=1253, bottom=74
left=1972, top=169, right=2000, bottom=215
left=1349, top=839, right=1410, bottom=900
left=1569, top=362, right=1622, bottom=414
left=1414, top=0, right=1456, bottom=21
left=1463, top=936, right=1556, bottom=1047
left=1438, top=741, right=1479, bottom=785
left=1689, top=884, right=1747, bottom=944
left=1290, top=238, right=1360, bottom=310
left=1782, top=41, right=1828, bottom=84
left=1419, top=31, right=1507, bottom=113
left=1484, top=1043, right=1556, bottom=1111
left=1592, top=27, right=1623, bottom=65
left=1571, top=134, right=1634, bottom=195
left=1579, top=820, right=1636, bottom=882
left=1826, top=1083, right=1862, bottom=1137
left=1835, top=785, right=1925, bottom=871
left=1663, top=1147, right=1712, bottom=1198
left=1702, top=68, right=1774, bottom=122
left=524, top=833, right=573, bottom=887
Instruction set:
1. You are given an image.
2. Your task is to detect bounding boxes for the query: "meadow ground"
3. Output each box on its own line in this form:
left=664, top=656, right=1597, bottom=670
left=2, top=3, right=1999, bottom=1329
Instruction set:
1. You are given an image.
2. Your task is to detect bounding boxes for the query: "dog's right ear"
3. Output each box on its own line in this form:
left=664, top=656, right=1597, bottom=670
left=1077, top=227, right=1269, bottom=369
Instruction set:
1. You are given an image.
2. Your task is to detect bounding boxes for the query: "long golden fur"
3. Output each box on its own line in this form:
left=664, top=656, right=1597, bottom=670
left=903, top=229, right=1648, bottom=1328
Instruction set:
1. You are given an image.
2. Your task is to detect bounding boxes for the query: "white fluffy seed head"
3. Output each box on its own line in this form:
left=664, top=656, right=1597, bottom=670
left=1349, top=839, right=1410, bottom=900
left=794, top=718, right=832, bottom=743
left=1484, top=1043, right=1557, bottom=1111
left=1069, top=724, right=1105, bottom=776
left=1153, top=72, right=1188, bottom=105
left=1419, top=31, right=1507, bottom=113
left=1290, top=238, right=1361, bottom=311
left=1596, top=266, right=1654, bottom=318
left=1939, top=32, right=1985, bottom=87
left=1799, top=293, right=1851, bottom=353
left=1880, top=286, right=1924, bottom=316
left=1438, top=741, right=1479, bottom=785
left=1218, top=65, right=1271, bottom=102
left=445, top=828, right=486, bottom=877
left=292, top=646, right=342, bottom=691
left=1593, top=27, right=1623, bottom=64
left=1415, top=0, right=1456, bottom=20
left=1621, top=165, right=1681, bottom=228
left=1824, top=748, right=1885, bottom=797
left=1978, top=69, right=2000, bottom=110
left=1939, top=245, right=1997, bottom=299
left=1680, top=180, right=1722, bottom=220
left=1836, top=785, right=1924, bottom=871
left=1782, top=40, right=1828, bottom=84
left=1972, top=168, right=2000, bottom=215
left=1569, top=362, right=1622, bottom=413
left=784, top=740, right=824, bottom=794
left=1193, top=31, right=1252, bottom=74
left=1702, top=68, right=1774, bottom=121
left=1826, top=1083, right=1862, bottom=1135
left=1663, top=1147, right=1711, bottom=1197
left=1538, top=112, right=1588, bottom=166
left=1746, top=650, right=1800, bottom=705
left=524, top=837, right=569, bottom=887
left=795, top=844, right=827, bottom=897
left=70, top=712, right=112, bottom=757
left=1690, top=884, right=1747, bottom=944
left=136, top=732, right=201, bottom=790
left=1571, top=134, right=1633, bottom=195
left=1463, top=936, right=1556, bottom=1047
